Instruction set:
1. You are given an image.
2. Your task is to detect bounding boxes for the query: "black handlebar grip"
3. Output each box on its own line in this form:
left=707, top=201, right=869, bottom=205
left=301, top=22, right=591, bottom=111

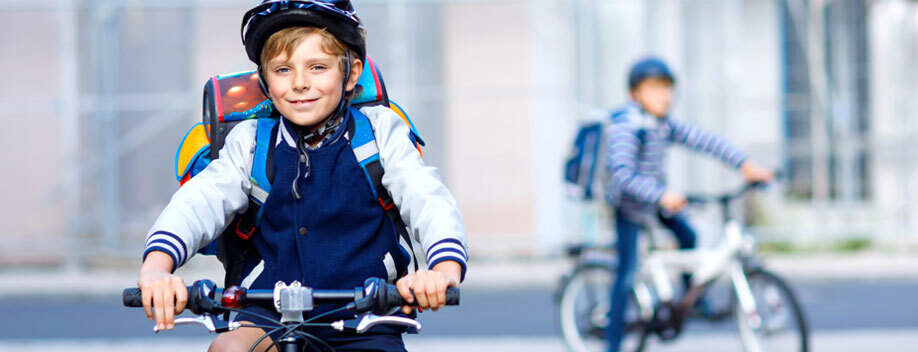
left=123, top=288, right=144, bottom=307
left=122, top=286, right=198, bottom=308
left=380, top=284, right=460, bottom=309
left=445, top=287, right=460, bottom=306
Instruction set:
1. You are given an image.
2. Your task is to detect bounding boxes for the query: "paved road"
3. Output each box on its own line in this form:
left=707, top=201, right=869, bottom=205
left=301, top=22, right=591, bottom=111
left=0, top=280, right=916, bottom=350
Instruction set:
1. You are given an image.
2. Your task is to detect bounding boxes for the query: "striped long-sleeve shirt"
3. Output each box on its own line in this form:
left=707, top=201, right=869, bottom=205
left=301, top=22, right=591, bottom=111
left=604, top=103, right=748, bottom=221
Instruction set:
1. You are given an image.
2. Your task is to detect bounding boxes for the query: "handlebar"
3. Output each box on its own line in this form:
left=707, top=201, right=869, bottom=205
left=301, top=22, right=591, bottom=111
left=123, top=278, right=460, bottom=316
left=684, top=172, right=784, bottom=206
left=684, top=181, right=764, bottom=205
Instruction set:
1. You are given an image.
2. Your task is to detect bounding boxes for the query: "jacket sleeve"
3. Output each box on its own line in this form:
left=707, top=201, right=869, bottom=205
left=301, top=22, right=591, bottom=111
left=667, top=119, right=748, bottom=168
left=605, top=123, right=667, bottom=204
left=362, top=105, right=469, bottom=281
left=142, top=120, right=256, bottom=271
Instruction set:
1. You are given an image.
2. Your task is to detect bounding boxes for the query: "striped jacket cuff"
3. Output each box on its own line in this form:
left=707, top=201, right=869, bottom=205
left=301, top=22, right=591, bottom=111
left=729, top=153, right=748, bottom=169
left=143, top=231, right=189, bottom=272
left=426, top=238, right=468, bottom=282
left=645, top=185, right=666, bottom=204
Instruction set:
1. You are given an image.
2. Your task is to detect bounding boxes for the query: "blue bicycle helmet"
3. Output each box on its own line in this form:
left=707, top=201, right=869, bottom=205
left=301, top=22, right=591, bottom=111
left=628, top=57, right=676, bottom=89
left=241, top=0, right=366, bottom=65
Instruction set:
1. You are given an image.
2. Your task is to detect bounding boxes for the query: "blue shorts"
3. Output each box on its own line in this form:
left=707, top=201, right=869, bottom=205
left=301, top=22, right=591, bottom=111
left=233, top=305, right=408, bottom=352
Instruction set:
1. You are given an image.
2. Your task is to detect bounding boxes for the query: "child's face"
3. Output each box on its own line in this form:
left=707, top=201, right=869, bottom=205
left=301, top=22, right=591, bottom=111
left=630, top=76, right=674, bottom=118
left=263, top=33, right=361, bottom=129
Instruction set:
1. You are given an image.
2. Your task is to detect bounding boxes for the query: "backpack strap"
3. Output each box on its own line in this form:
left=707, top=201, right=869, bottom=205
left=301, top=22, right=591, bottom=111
left=219, top=117, right=276, bottom=298
left=348, top=107, right=421, bottom=273
left=234, top=117, right=278, bottom=241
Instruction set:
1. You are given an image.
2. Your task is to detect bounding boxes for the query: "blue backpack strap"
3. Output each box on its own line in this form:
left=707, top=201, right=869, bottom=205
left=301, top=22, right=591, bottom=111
left=350, top=109, right=382, bottom=196
left=610, top=106, right=646, bottom=143
left=349, top=107, right=420, bottom=272
left=251, top=117, right=276, bottom=203
left=233, top=117, right=278, bottom=240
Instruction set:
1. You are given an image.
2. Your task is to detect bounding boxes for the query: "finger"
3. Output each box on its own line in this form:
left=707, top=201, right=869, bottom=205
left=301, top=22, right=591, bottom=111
left=396, top=276, right=415, bottom=304
left=173, top=279, right=188, bottom=314
left=153, top=287, right=165, bottom=330
left=141, top=284, right=154, bottom=320
left=436, top=275, right=447, bottom=309
left=413, top=273, right=429, bottom=309
left=401, top=305, right=414, bottom=315
left=163, top=285, right=175, bottom=329
left=424, top=274, right=439, bottom=310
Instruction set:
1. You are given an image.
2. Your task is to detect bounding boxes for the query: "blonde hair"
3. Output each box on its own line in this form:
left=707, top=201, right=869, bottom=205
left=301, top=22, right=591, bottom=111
left=261, top=26, right=359, bottom=80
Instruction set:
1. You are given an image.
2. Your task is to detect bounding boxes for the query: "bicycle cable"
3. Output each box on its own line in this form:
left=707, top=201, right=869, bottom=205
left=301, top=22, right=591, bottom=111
left=266, top=305, right=353, bottom=352
left=221, top=306, right=286, bottom=329
left=254, top=325, right=334, bottom=352
left=245, top=306, right=350, bottom=352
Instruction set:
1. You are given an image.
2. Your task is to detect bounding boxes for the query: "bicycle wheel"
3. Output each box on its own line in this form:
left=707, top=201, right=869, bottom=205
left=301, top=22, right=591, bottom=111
left=559, top=263, right=646, bottom=352
left=733, top=269, right=809, bottom=352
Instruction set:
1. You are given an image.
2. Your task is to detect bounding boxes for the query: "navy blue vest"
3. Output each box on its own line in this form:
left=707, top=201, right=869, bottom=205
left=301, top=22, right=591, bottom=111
left=243, top=112, right=411, bottom=319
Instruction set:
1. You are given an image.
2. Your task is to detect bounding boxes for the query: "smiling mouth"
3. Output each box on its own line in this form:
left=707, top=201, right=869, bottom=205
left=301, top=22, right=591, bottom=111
left=288, top=98, right=319, bottom=108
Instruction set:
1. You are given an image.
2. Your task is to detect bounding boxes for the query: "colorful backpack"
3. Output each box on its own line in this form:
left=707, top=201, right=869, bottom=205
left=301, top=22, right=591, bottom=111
left=174, top=56, right=424, bottom=288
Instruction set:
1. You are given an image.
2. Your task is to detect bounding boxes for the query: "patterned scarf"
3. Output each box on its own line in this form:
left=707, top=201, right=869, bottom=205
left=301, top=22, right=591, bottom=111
left=300, top=113, right=345, bottom=150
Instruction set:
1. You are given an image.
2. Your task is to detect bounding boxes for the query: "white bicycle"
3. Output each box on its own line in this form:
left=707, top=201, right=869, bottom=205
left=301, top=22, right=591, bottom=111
left=557, top=182, right=808, bottom=352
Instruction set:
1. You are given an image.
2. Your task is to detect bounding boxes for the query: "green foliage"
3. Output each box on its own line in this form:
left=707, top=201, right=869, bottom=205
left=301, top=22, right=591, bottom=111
left=832, top=238, right=873, bottom=252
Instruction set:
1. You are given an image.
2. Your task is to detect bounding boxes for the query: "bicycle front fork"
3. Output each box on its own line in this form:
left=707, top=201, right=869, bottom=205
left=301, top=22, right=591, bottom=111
left=731, top=262, right=761, bottom=330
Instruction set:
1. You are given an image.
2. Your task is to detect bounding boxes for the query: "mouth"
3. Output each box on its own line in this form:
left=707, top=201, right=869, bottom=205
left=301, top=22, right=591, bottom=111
left=287, top=98, right=319, bottom=109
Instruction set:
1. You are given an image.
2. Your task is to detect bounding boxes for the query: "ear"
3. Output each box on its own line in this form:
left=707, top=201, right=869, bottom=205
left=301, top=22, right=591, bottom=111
left=345, top=58, right=363, bottom=92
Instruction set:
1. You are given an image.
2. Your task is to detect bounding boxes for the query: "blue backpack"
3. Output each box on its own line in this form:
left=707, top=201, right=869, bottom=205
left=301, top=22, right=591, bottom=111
left=563, top=109, right=645, bottom=201
left=564, top=123, right=605, bottom=200
left=174, top=56, right=424, bottom=288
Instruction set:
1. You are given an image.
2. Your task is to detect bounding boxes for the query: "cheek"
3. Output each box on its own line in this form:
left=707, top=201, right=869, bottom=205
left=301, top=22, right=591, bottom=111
left=650, top=92, right=668, bottom=105
left=265, top=81, right=280, bottom=99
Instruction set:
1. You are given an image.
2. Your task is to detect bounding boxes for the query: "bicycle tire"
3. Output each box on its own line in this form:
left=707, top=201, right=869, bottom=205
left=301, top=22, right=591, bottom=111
left=558, top=262, right=646, bottom=352
left=733, top=268, right=809, bottom=352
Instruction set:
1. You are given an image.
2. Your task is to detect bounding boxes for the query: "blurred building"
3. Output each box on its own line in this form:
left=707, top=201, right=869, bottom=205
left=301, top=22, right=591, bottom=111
left=1, top=0, right=916, bottom=267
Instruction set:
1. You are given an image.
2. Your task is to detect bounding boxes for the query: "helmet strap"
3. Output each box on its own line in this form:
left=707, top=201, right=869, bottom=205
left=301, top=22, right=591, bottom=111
left=333, top=49, right=353, bottom=120
left=257, top=67, right=271, bottom=99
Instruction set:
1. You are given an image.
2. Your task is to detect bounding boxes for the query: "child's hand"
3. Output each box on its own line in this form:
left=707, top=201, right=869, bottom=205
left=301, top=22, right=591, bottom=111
left=740, top=161, right=774, bottom=183
left=396, top=261, right=461, bottom=314
left=659, top=191, right=687, bottom=213
left=137, top=251, right=186, bottom=331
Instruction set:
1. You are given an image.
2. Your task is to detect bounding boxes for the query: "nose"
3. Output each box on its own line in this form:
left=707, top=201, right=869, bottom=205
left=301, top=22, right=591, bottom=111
left=293, top=69, right=309, bottom=91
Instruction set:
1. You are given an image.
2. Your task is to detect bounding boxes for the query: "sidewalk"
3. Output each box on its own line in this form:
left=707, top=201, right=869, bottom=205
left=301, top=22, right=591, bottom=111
left=1, top=252, right=917, bottom=297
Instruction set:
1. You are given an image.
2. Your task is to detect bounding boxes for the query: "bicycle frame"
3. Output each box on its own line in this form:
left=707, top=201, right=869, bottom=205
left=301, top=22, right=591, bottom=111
left=633, top=210, right=762, bottom=331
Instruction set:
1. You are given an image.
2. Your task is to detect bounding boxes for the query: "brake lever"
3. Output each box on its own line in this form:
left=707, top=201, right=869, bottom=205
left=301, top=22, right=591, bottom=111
left=333, top=314, right=422, bottom=334
left=152, top=315, right=239, bottom=333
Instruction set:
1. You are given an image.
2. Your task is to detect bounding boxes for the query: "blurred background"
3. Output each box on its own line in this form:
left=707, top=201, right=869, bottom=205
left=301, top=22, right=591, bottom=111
left=1, top=0, right=917, bottom=351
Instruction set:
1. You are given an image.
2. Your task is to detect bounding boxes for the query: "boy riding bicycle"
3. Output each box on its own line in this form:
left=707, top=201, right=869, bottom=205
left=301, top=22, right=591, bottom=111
left=137, top=1, right=468, bottom=351
left=604, top=57, right=772, bottom=352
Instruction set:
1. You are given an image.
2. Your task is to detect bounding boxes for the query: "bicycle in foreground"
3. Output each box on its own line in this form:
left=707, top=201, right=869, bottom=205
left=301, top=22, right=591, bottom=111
left=557, top=181, right=808, bottom=352
left=123, top=277, right=459, bottom=352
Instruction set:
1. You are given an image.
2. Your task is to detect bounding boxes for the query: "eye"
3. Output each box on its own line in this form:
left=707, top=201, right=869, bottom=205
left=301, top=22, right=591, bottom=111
left=274, top=67, right=290, bottom=74
left=311, top=64, right=327, bottom=72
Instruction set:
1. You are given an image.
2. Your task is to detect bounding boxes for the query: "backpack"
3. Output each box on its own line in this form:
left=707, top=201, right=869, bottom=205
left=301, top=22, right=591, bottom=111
left=174, top=55, right=425, bottom=289
left=563, top=108, right=645, bottom=201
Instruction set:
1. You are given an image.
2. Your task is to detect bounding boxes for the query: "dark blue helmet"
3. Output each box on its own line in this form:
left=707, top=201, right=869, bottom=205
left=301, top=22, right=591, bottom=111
left=628, top=57, right=676, bottom=89
left=241, top=0, right=366, bottom=65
